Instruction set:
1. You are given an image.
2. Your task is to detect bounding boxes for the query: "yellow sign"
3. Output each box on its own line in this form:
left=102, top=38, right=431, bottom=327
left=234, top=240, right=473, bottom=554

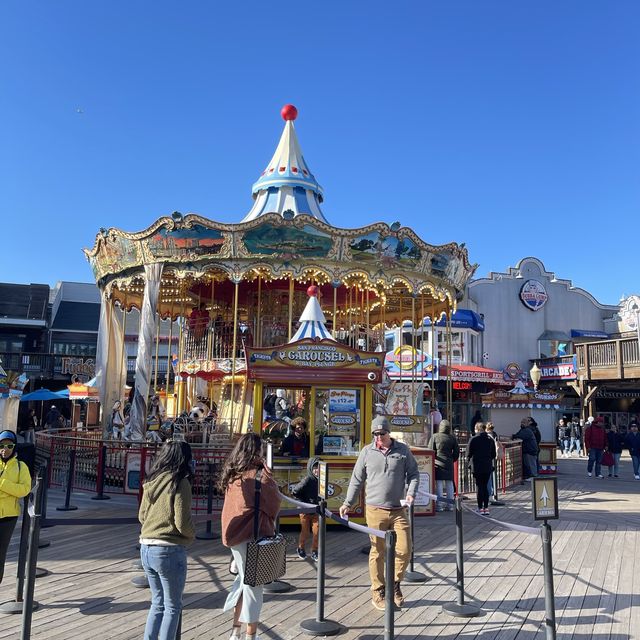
left=532, top=477, right=559, bottom=520
left=318, top=461, right=328, bottom=500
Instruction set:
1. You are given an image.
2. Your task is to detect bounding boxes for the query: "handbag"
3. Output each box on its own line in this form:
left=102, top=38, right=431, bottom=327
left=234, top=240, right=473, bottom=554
left=601, top=451, right=615, bottom=467
left=243, top=470, right=286, bottom=587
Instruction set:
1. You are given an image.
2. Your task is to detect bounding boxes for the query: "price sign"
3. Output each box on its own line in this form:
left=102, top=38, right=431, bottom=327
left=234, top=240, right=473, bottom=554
left=318, top=461, right=329, bottom=500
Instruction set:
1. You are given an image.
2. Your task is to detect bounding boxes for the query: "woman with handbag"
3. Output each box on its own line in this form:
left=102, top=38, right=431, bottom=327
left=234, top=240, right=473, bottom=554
left=220, top=433, right=282, bottom=640
left=138, top=439, right=195, bottom=640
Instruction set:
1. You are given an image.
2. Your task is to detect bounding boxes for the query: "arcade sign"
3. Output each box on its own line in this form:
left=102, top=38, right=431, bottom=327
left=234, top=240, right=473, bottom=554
left=539, top=357, right=577, bottom=381
left=520, top=280, right=548, bottom=312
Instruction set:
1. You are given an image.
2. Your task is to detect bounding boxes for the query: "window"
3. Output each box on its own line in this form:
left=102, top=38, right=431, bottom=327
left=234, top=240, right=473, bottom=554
left=261, top=386, right=309, bottom=454
left=314, top=387, right=361, bottom=456
left=0, top=337, right=24, bottom=353
left=539, top=340, right=573, bottom=359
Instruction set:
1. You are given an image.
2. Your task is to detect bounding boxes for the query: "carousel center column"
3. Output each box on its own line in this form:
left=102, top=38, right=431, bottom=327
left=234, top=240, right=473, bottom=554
left=129, top=263, right=164, bottom=440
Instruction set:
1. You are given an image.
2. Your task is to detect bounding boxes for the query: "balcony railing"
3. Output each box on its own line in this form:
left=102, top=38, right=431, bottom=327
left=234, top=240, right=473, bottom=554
left=575, top=337, right=640, bottom=381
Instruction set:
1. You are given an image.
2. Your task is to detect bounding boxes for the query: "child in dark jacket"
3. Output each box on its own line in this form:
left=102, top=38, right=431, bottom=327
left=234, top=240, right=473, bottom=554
left=290, top=456, right=320, bottom=561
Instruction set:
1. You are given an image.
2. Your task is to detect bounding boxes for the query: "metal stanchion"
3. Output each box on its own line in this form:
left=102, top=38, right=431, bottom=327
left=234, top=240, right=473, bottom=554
left=196, top=463, right=219, bottom=540
left=541, top=523, right=557, bottom=640
left=91, top=445, right=111, bottom=501
left=56, top=449, right=78, bottom=511
left=263, top=513, right=293, bottom=594
left=40, top=465, right=53, bottom=528
left=383, top=530, right=396, bottom=640
left=19, top=475, right=44, bottom=640
left=490, top=464, right=505, bottom=506
left=441, top=497, right=480, bottom=617
left=404, top=503, right=428, bottom=583
left=300, top=501, right=341, bottom=636
left=0, top=498, right=40, bottom=615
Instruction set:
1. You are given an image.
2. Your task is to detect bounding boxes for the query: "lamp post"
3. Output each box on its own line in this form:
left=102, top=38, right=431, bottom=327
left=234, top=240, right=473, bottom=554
left=530, top=362, right=542, bottom=391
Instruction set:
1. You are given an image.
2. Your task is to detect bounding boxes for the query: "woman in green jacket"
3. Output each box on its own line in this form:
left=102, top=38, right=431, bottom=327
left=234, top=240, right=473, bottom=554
left=0, top=430, right=32, bottom=583
left=139, top=439, right=195, bottom=640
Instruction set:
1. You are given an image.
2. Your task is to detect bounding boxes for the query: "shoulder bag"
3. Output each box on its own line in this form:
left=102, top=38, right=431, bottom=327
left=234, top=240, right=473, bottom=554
left=243, top=469, right=287, bottom=587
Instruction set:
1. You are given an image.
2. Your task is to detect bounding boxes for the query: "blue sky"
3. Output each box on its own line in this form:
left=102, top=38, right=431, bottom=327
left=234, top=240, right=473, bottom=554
left=2, top=1, right=638, bottom=305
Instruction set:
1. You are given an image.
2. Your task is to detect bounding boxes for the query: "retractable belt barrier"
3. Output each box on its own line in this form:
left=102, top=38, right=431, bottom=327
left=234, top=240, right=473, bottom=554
left=278, top=492, right=395, bottom=640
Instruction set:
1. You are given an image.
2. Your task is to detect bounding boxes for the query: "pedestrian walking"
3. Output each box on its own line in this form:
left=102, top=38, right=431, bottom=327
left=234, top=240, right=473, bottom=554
left=559, top=418, right=572, bottom=458
left=139, top=439, right=195, bottom=640
left=339, top=416, right=419, bottom=611
left=512, top=418, right=539, bottom=479
left=625, top=422, right=640, bottom=480
left=220, top=433, right=281, bottom=640
left=44, top=404, right=62, bottom=430
left=467, top=422, right=496, bottom=514
left=109, top=400, right=126, bottom=439
left=570, top=418, right=582, bottom=457
left=0, top=430, right=32, bottom=584
left=606, top=425, right=624, bottom=477
left=585, top=416, right=607, bottom=478
left=290, top=456, right=320, bottom=560
left=18, top=408, right=38, bottom=445
left=427, top=419, right=459, bottom=512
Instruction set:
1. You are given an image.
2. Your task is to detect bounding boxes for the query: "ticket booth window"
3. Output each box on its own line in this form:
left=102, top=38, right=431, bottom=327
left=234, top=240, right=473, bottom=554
left=261, top=386, right=309, bottom=452
left=314, top=387, right=362, bottom=456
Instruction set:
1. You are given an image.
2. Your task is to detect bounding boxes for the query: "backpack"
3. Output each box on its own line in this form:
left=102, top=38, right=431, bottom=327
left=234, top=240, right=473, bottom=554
left=264, top=393, right=277, bottom=416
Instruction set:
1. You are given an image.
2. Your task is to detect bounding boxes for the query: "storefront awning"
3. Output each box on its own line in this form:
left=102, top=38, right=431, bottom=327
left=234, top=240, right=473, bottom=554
left=422, top=309, right=484, bottom=331
left=440, top=364, right=511, bottom=385
left=538, top=330, right=571, bottom=342
left=570, top=329, right=609, bottom=339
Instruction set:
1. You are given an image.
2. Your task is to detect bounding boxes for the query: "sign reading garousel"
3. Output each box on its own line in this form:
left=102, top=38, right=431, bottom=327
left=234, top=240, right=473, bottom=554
left=532, top=477, right=559, bottom=521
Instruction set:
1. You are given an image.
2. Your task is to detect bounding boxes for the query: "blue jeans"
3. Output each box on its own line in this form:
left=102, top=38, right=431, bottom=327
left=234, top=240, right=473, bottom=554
left=632, top=455, right=640, bottom=476
left=141, top=544, right=187, bottom=640
left=587, top=449, right=603, bottom=476
left=570, top=437, right=581, bottom=454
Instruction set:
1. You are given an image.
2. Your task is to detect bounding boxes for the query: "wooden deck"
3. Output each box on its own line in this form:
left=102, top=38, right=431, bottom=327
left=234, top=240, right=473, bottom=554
left=1, top=455, right=639, bottom=639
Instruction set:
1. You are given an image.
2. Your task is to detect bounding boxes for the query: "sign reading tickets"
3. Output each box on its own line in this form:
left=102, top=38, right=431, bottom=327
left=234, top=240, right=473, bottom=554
left=532, top=477, right=559, bottom=520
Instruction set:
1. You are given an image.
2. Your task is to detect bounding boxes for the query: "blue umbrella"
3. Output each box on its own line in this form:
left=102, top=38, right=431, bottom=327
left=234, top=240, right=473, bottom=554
left=20, top=388, right=68, bottom=402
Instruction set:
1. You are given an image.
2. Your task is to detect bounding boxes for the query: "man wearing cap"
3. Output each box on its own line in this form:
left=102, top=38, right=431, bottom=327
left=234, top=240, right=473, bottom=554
left=0, top=430, right=32, bottom=583
left=339, top=416, right=419, bottom=611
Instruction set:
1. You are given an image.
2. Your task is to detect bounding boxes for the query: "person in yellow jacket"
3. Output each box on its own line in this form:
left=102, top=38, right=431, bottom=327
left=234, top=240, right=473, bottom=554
left=0, top=430, right=32, bottom=583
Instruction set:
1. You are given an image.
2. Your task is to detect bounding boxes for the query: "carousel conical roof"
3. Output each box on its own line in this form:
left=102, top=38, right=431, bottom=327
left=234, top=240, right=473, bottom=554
left=290, top=286, right=335, bottom=342
left=242, top=105, right=327, bottom=223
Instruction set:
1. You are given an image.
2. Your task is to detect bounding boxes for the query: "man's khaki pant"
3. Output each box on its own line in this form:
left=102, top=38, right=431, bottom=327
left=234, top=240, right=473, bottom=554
left=365, top=506, right=411, bottom=592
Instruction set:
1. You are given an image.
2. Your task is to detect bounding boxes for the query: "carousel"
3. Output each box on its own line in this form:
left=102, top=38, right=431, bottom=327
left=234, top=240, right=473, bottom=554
left=86, top=105, right=476, bottom=471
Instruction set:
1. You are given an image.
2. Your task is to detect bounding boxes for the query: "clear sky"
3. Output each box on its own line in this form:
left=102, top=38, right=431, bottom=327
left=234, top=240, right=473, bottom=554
left=2, top=1, right=638, bottom=305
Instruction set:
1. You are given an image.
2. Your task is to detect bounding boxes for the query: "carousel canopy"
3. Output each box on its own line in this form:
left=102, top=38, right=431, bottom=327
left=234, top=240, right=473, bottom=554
left=85, top=106, right=476, bottom=323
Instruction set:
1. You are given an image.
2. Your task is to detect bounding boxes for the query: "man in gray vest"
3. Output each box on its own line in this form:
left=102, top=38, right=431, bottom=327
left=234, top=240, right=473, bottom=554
left=339, top=416, right=419, bottom=611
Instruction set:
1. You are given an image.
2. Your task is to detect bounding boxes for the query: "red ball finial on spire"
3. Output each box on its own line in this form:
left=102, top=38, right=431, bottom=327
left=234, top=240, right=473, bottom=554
left=281, top=104, right=298, bottom=121
left=307, top=285, right=319, bottom=297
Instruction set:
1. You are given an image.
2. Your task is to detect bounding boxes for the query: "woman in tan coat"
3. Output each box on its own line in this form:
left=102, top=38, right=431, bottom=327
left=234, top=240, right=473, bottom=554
left=219, top=433, right=281, bottom=640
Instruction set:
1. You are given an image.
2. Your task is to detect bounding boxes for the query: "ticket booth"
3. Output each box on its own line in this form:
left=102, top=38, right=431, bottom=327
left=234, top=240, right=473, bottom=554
left=246, top=338, right=384, bottom=522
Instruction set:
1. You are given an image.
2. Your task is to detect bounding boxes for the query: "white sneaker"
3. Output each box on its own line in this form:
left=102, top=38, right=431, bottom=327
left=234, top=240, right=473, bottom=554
left=587, top=472, right=592, bottom=477
left=635, top=475, right=639, bottom=480
left=596, top=474, right=604, bottom=479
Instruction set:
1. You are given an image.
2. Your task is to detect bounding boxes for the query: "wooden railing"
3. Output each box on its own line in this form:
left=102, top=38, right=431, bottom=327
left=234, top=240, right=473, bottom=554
left=575, top=337, right=640, bottom=380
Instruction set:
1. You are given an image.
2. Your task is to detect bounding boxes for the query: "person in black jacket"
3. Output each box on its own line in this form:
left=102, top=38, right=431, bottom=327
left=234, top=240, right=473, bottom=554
left=290, top=456, right=320, bottom=560
left=466, top=422, right=496, bottom=514
left=606, top=425, right=624, bottom=477
left=512, top=418, right=539, bottom=480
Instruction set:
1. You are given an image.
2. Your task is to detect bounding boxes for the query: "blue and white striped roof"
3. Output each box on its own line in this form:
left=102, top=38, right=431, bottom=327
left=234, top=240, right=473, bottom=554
left=242, top=106, right=327, bottom=223
left=290, top=288, right=335, bottom=342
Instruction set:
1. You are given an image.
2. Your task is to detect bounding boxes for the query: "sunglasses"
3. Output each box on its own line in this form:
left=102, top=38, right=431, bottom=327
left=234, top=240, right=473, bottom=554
left=0, top=443, right=15, bottom=450
left=372, top=431, right=389, bottom=437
